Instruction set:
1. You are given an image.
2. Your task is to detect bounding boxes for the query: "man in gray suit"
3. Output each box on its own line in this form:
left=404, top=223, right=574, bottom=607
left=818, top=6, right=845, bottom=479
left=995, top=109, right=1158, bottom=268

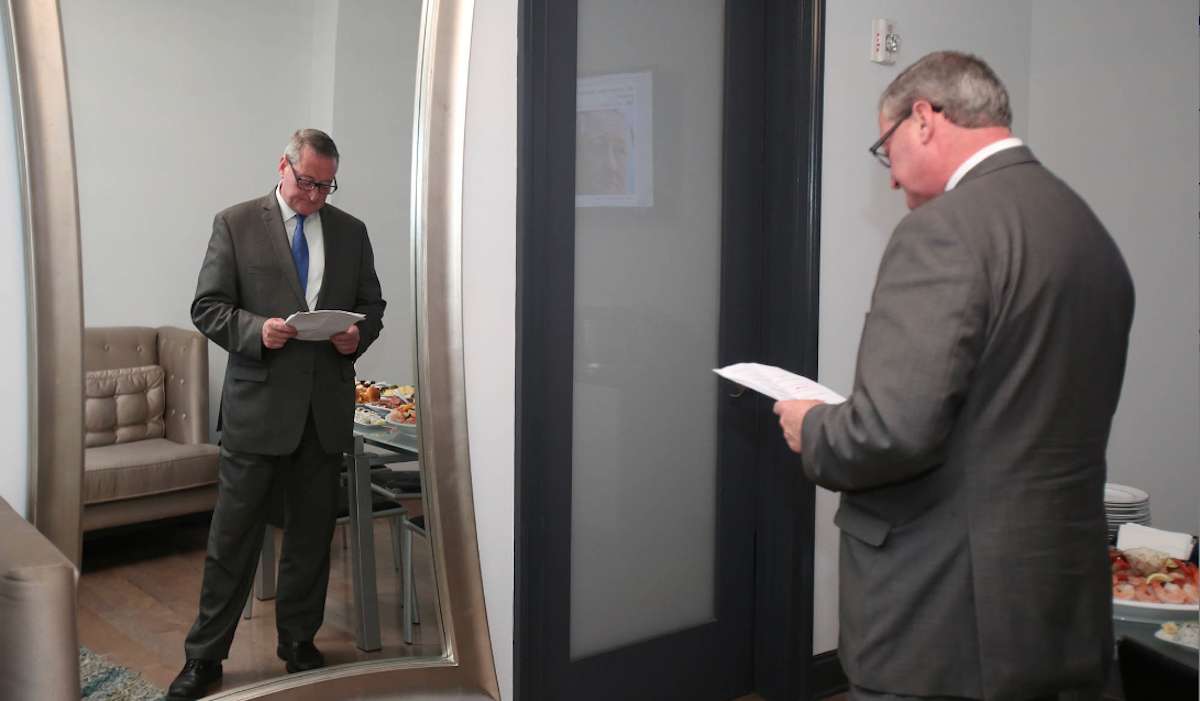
left=167, top=129, right=385, bottom=700
left=775, top=52, right=1134, bottom=700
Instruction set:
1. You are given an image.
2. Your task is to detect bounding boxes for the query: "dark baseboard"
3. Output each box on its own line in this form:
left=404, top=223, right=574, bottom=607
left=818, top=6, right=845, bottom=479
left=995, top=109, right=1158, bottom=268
left=812, top=650, right=848, bottom=699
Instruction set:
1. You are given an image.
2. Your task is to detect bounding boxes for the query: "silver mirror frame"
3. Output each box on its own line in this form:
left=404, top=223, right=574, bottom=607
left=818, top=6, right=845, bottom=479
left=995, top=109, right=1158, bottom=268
left=10, top=0, right=499, bottom=696
left=6, top=0, right=83, bottom=566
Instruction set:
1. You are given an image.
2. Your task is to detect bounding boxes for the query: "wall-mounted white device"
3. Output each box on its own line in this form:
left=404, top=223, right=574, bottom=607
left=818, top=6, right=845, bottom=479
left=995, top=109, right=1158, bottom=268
left=870, top=18, right=900, bottom=65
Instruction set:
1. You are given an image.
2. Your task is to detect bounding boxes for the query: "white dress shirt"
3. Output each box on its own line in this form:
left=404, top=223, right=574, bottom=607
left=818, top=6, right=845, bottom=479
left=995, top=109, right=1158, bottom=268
left=945, top=137, right=1024, bottom=191
left=276, top=186, right=324, bottom=311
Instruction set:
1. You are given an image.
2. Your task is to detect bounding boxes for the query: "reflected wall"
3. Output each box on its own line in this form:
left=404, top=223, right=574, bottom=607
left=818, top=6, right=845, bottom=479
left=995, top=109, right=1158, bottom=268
left=62, top=0, right=422, bottom=437
left=0, top=4, right=29, bottom=515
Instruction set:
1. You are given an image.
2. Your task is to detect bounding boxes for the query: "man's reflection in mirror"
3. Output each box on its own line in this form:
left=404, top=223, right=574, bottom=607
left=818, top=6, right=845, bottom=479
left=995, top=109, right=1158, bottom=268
left=168, top=129, right=387, bottom=700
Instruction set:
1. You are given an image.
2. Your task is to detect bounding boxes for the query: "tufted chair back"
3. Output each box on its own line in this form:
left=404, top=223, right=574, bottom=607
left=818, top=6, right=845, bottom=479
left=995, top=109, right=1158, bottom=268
left=83, top=326, right=210, bottom=445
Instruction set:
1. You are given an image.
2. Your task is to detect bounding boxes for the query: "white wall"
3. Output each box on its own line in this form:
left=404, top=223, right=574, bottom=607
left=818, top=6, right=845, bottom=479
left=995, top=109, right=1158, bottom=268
left=61, top=0, right=420, bottom=434
left=0, top=17, right=29, bottom=516
left=817, top=0, right=1033, bottom=653
left=463, top=0, right=517, bottom=697
left=1027, top=0, right=1199, bottom=534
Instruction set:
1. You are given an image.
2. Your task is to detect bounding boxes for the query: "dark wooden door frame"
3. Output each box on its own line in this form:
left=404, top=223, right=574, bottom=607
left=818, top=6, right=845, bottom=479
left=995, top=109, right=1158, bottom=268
left=515, top=1, right=826, bottom=699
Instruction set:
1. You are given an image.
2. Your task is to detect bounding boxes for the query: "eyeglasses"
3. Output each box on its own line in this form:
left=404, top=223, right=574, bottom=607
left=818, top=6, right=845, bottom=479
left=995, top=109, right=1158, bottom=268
left=868, top=104, right=942, bottom=168
left=288, top=161, right=338, bottom=194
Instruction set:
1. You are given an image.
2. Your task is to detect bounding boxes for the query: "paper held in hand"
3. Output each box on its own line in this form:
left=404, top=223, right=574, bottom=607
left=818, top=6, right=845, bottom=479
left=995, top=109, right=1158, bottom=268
left=713, top=362, right=846, bottom=403
left=284, top=310, right=366, bottom=341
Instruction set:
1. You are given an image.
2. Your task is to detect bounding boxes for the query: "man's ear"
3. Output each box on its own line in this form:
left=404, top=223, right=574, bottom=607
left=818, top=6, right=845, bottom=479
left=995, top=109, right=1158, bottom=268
left=912, top=100, right=939, bottom=144
left=277, top=155, right=288, bottom=177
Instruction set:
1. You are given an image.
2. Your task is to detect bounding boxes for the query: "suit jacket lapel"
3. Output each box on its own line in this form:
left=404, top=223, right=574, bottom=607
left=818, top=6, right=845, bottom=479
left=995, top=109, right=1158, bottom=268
left=260, top=189, right=308, bottom=310
left=314, top=206, right=335, bottom=311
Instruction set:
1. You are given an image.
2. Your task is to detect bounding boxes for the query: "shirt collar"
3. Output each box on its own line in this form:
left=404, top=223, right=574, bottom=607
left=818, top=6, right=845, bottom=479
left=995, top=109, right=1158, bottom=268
left=945, top=137, right=1024, bottom=191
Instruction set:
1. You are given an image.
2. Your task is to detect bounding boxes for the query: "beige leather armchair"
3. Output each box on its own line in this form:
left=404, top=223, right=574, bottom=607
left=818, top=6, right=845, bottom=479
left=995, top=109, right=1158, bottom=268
left=0, top=497, right=80, bottom=701
left=83, top=326, right=219, bottom=531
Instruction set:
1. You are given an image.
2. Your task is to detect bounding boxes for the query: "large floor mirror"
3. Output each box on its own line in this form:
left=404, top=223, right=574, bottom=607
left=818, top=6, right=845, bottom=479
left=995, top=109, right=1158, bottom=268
left=7, top=0, right=497, bottom=697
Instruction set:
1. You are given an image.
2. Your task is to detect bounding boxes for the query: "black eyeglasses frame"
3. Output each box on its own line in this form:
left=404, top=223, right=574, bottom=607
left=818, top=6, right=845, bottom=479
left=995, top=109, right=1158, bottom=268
left=288, top=160, right=339, bottom=195
left=867, top=103, right=943, bottom=168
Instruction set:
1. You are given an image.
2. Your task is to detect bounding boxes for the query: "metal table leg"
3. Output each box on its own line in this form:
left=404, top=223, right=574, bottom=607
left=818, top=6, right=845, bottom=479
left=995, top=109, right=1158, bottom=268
left=345, top=436, right=381, bottom=651
left=402, top=520, right=414, bottom=644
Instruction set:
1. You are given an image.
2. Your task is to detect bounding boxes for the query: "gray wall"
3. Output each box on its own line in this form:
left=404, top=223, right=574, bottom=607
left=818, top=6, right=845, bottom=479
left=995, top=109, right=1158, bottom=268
left=1027, top=0, right=1198, bottom=535
left=61, top=0, right=420, bottom=437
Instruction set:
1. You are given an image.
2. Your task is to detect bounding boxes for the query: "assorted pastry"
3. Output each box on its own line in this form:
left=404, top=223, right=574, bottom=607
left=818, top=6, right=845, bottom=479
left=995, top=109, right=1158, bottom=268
left=1157, top=621, right=1199, bottom=649
left=355, top=380, right=417, bottom=427
left=353, top=406, right=387, bottom=427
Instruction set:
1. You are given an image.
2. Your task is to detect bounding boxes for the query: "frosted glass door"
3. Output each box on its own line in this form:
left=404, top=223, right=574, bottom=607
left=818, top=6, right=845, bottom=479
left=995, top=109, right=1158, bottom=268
left=570, top=0, right=725, bottom=659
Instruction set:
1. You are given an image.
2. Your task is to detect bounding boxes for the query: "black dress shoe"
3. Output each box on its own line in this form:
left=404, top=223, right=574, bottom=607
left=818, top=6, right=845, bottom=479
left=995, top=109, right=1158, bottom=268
left=277, top=640, right=325, bottom=673
left=166, top=658, right=223, bottom=700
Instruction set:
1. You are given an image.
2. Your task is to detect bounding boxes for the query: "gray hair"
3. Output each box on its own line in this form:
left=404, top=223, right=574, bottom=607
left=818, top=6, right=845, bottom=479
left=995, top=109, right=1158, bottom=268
left=284, top=128, right=340, bottom=165
left=879, top=51, right=1012, bottom=128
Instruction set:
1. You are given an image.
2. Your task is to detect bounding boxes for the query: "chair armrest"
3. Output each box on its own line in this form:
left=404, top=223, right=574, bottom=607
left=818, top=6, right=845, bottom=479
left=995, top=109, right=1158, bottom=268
left=0, top=498, right=80, bottom=701
left=158, top=326, right=210, bottom=444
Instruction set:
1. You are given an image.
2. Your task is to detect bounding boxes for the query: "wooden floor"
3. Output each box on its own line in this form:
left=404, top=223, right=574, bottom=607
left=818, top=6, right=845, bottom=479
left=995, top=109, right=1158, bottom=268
left=78, top=498, right=439, bottom=695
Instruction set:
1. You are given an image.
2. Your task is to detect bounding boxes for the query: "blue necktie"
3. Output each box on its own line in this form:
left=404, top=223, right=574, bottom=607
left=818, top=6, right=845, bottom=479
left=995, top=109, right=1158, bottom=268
left=292, top=213, right=309, bottom=297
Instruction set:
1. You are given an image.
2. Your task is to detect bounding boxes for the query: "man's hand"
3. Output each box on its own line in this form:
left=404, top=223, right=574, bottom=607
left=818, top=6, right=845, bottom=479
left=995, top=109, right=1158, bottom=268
left=262, top=318, right=298, bottom=349
left=773, top=399, right=824, bottom=454
left=331, top=323, right=361, bottom=356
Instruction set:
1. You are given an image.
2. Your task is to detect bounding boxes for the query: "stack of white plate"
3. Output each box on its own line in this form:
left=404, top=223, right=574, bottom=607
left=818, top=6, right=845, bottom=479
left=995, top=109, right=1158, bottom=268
left=1105, top=483, right=1151, bottom=542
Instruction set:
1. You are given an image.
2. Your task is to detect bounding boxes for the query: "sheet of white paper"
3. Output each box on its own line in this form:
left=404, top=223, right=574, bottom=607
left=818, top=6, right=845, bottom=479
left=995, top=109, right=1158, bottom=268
left=284, top=310, right=366, bottom=341
left=1116, top=523, right=1196, bottom=560
left=713, top=362, right=845, bottom=403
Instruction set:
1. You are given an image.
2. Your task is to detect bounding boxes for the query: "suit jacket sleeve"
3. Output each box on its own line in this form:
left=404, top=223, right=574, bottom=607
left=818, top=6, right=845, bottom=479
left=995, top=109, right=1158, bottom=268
left=800, top=209, right=989, bottom=492
left=191, top=212, right=268, bottom=360
left=349, top=224, right=385, bottom=361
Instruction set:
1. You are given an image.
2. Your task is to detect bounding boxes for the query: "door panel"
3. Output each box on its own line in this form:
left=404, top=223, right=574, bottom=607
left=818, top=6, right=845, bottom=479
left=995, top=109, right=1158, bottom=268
left=570, top=0, right=725, bottom=659
left=517, top=1, right=824, bottom=699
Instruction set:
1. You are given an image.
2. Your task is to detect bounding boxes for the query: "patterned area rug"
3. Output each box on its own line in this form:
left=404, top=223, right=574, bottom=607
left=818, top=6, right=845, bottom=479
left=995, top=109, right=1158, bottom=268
left=80, top=647, right=165, bottom=701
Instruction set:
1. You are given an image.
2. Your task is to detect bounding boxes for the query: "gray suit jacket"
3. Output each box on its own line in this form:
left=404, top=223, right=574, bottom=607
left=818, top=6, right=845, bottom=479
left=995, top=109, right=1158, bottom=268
left=801, top=147, right=1134, bottom=700
left=192, top=190, right=386, bottom=455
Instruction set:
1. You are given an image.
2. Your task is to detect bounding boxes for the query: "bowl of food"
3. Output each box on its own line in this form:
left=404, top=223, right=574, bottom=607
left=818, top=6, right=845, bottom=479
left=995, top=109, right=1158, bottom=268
left=1155, top=621, right=1199, bottom=650
left=1111, top=546, right=1199, bottom=622
left=383, top=384, right=416, bottom=401
left=356, top=381, right=416, bottom=406
left=353, top=406, right=388, bottom=428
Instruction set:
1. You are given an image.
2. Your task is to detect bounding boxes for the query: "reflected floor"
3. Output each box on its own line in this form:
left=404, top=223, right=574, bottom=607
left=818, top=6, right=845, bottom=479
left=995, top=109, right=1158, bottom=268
left=78, top=502, right=438, bottom=694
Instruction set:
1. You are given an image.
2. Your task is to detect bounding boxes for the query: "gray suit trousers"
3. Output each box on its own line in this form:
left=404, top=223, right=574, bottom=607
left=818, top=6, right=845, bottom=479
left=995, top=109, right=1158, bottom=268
left=184, top=410, right=342, bottom=660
